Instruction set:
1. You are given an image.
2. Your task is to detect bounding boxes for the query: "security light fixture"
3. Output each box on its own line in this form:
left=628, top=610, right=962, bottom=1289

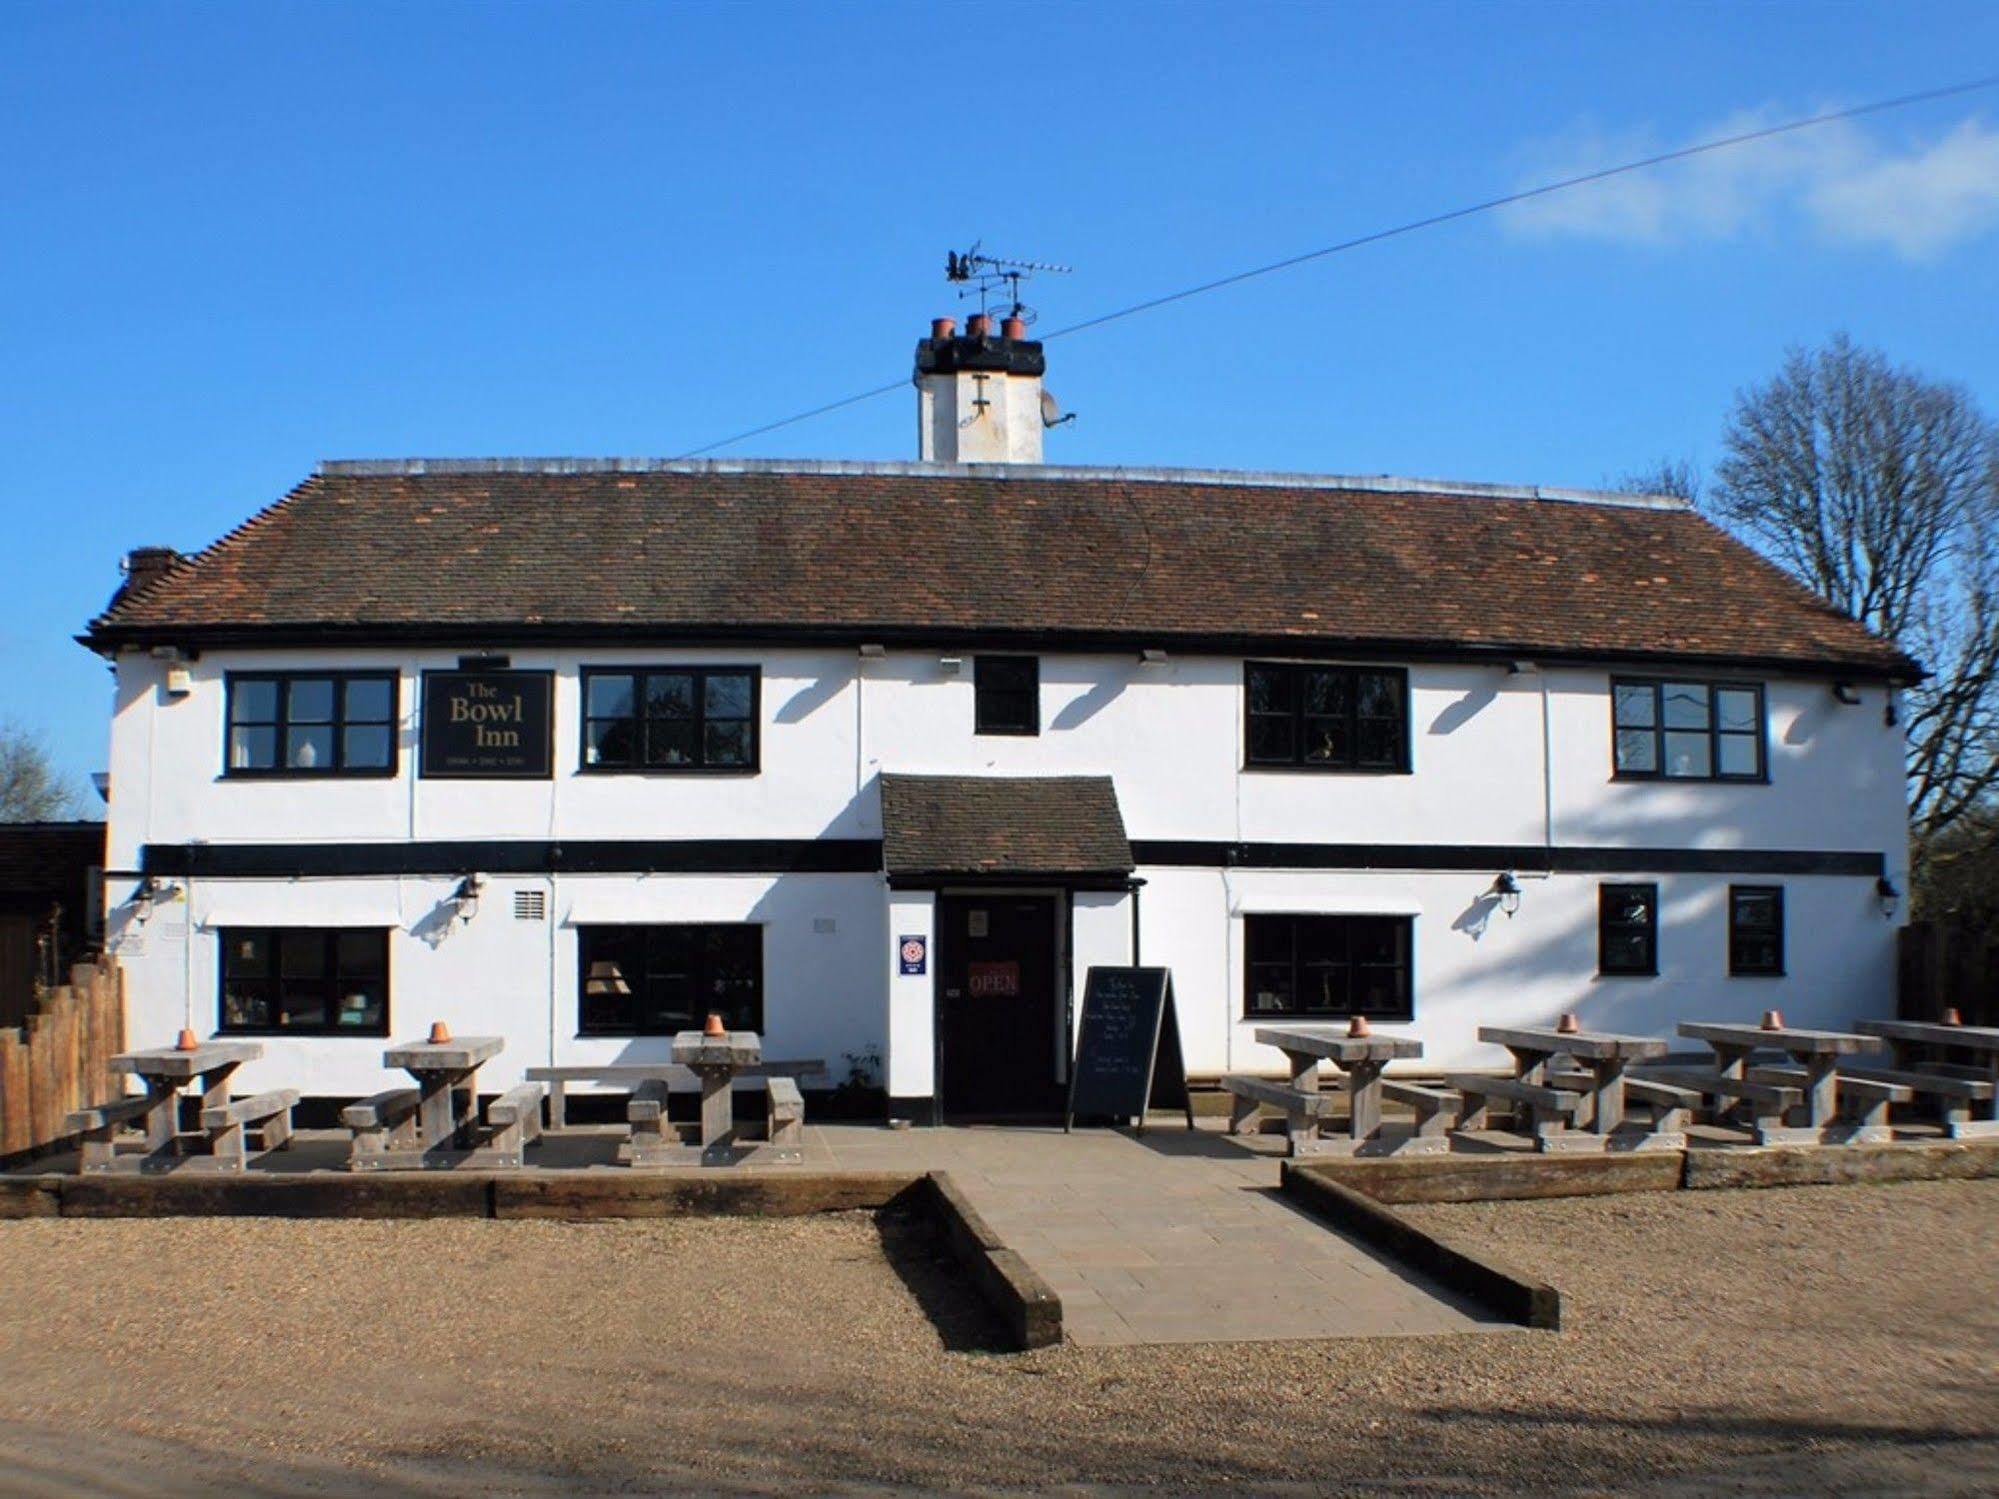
left=858, top=643, right=886, bottom=660
left=1139, top=648, right=1169, bottom=664
left=939, top=655, right=964, bottom=676
left=1493, top=871, right=1523, bottom=918
left=1875, top=876, right=1901, bottom=920
left=452, top=874, right=485, bottom=924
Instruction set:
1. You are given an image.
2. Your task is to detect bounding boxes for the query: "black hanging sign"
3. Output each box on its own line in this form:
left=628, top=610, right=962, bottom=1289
left=1065, top=966, right=1195, bottom=1133
left=419, top=670, right=554, bottom=779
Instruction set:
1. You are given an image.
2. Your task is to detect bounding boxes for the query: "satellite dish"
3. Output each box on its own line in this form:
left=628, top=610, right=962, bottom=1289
left=1040, top=388, right=1077, bottom=430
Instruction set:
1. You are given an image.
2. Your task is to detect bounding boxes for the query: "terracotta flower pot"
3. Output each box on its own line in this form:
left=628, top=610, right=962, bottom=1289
left=1556, top=1012, right=1580, bottom=1035
left=703, top=1012, right=727, bottom=1038
left=1347, top=1015, right=1372, bottom=1039
left=1942, top=1007, right=1964, bottom=1027
left=1761, top=1009, right=1785, bottom=1031
left=175, top=1028, right=199, bottom=1052
left=428, top=1021, right=452, bottom=1044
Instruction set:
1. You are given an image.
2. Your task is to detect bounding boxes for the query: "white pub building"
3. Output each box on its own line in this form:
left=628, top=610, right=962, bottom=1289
left=87, top=316, right=1914, bottom=1122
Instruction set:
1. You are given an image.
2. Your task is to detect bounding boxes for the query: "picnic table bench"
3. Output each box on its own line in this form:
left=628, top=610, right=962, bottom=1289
left=1854, top=1019, right=1999, bottom=1138
left=1229, top=1025, right=1429, bottom=1156
left=1470, top=1023, right=1675, bottom=1152
left=1678, top=1019, right=1886, bottom=1145
left=525, top=1058, right=827, bottom=1131
left=70, top=1038, right=279, bottom=1173
left=1633, top=1064, right=1806, bottom=1145
left=621, top=1071, right=805, bottom=1166
left=346, top=1034, right=543, bottom=1170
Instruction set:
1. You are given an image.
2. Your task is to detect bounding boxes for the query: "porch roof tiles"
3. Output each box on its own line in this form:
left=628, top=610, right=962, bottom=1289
left=879, top=774, right=1134, bottom=879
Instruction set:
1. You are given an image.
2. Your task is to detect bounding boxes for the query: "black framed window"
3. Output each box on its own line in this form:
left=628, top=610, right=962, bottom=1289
left=226, top=672, right=397, bottom=776
left=1728, top=885, right=1785, bottom=976
left=1245, top=662, right=1408, bottom=771
left=218, top=928, right=389, bottom=1035
left=1598, top=884, right=1658, bottom=976
left=577, top=924, right=763, bottom=1036
left=580, top=667, right=758, bottom=772
left=974, top=655, right=1039, bottom=735
left=1612, top=678, right=1765, bottom=781
left=1243, top=914, right=1413, bottom=1020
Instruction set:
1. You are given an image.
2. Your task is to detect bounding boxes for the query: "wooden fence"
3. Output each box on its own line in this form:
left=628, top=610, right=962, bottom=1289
left=1898, top=921, right=1999, bottom=1028
left=0, top=957, right=124, bottom=1161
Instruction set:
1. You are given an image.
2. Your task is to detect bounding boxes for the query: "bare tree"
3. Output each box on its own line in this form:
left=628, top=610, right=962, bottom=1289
left=1710, top=334, right=1999, bottom=874
left=1614, top=457, right=1702, bottom=507
left=0, top=723, right=79, bottom=822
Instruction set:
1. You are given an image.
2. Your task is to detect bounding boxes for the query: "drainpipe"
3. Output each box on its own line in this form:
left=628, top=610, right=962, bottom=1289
left=1127, top=876, right=1147, bottom=963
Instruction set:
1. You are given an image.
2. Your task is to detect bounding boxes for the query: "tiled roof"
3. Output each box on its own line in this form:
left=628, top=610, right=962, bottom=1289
left=84, top=461, right=1914, bottom=676
left=879, top=774, right=1133, bottom=877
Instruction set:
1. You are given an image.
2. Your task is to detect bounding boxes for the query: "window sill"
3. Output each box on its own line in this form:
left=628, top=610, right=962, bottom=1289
left=1610, top=773, right=1769, bottom=786
left=973, top=728, right=1040, bottom=738
left=1728, top=971, right=1787, bottom=979
left=1240, top=1012, right=1415, bottom=1025
left=219, top=770, right=399, bottom=782
left=576, top=765, right=761, bottom=777
left=1595, top=971, right=1658, bottom=980
left=216, top=1029, right=390, bottom=1039
left=1242, top=764, right=1412, bottom=776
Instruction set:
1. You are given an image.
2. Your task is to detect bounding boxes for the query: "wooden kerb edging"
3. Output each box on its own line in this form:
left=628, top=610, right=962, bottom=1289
left=1280, top=1162, right=1561, bottom=1330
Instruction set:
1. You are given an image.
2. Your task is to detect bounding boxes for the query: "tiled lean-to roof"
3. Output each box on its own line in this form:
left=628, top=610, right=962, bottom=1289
left=85, top=459, right=1915, bottom=677
left=879, top=774, right=1134, bottom=878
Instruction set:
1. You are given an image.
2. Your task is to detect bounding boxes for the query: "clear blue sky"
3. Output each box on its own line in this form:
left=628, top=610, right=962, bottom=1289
left=5, top=1, right=1997, bottom=795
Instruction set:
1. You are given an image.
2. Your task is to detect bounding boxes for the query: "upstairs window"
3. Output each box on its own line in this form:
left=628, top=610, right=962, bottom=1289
left=1598, top=884, right=1659, bottom=976
left=218, top=927, right=389, bottom=1036
left=577, top=923, right=763, bottom=1036
left=1245, top=662, right=1408, bottom=771
left=581, top=667, right=758, bottom=772
left=1612, top=678, right=1765, bottom=781
left=226, top=672, right=398, bottom=777
left=1728, top=885, right=1785, bottom=976
left=1244, top=913, right=1413, bottom=1020
left=974, top=655, right=1039, bottom=736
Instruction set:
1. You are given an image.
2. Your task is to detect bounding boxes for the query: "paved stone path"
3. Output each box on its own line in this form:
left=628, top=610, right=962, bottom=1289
left=820, top=1123, right=1507, bottom=1346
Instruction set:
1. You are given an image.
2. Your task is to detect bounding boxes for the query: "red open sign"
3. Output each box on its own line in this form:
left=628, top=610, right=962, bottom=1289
left=966, top=960, right=1021, bottom=998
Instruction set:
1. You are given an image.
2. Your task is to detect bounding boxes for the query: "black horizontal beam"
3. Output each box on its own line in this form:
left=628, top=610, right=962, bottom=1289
left=1128, top=841, right=1885, bottom=877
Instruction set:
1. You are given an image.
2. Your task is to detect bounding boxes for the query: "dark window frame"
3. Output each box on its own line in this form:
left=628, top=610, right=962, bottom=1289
left=973, top=655, right=1040, bottom=736
left=216, top=926, right=391, bottom=1037
left=1611, top=677, right=1767, bottom=783
left=577, top=665, right=761, bottom=775
left=1598, top=883, right=1659, bottom=977
left=1243, top=662, right=1411, bottom=773
left=575, top=922, right=765, bottom=1037
left=223, top=671, right=399, bottom=779
left=1241, top=913, right=1415, bottom=1022
left=1728, top=884, right=1786, bottom=977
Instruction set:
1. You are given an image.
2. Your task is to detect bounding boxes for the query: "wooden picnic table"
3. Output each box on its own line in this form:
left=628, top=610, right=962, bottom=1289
left=106, top=1040, right=263, bottom=1168
left=672, top=1029, right=762, bottom=1163
left=381, top=1034, right=504, bottom=1158
left=526, top=1057, right=825, bottom=1131
left=1250, top=1026, right=1423, bottom=1156
left=1473, top=1025, right=1672, bottom=1151
left=1853, top=1019, right=1999, bottom=1136
left=1679, top=1020, right=1886, bottom=1142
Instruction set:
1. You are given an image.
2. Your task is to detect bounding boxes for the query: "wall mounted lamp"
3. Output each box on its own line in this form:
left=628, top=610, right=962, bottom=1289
left=1875, top=876, right=1901, bottom=920
left=452, top=873, right=485, bottom=924
left=1492, top=871, right=1523, bottom=918
left=130, top=875, right=180, bottom=923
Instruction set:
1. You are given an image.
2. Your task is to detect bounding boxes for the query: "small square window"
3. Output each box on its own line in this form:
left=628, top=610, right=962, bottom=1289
left=1599, top=884, right=1658, bottom=976
left=1729, top=885, right=1785, bottom=976
left=974, top=656, right=1039, bottom=736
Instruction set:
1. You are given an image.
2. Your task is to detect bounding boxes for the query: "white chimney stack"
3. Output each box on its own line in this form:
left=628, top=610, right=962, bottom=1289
left=913, top=313, right=1047, bottom=464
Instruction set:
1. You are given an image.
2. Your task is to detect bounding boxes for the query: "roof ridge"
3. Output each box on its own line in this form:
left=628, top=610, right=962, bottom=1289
left=311, top=457, right=1693, bottom=512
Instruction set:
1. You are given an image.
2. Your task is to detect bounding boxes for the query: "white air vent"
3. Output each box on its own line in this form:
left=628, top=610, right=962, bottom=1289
left=513, top=890, right=547, bottom=921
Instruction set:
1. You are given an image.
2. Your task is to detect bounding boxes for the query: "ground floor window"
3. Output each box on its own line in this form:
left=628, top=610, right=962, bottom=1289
left=1598, top=884, right=1658, bottom=976
left=218, top=928, right=389, bottom=1035
left=1244, top=914, right=1412, bottom=1020
left=1728, top=885, right=1785, bottom=976
left=577, top=924, right=763, bottom=1036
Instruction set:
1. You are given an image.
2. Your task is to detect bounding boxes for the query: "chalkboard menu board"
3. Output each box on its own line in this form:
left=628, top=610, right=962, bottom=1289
left=1066, top=966, right=1194, bottom=1133
left=420, top=670, right=554, bottom=779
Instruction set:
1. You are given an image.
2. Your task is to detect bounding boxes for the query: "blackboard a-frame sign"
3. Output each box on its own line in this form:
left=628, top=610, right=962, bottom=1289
left=1065, top=966, right=1195, bottom=1134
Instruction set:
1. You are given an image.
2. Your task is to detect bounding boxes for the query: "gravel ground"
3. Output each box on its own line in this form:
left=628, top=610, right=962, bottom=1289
left=0, top=1180, right=1994, bottom=1496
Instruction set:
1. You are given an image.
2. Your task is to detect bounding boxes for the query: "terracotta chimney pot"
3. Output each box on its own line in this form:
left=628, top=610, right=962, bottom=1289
left=175, top=1028, right=199, bottom=1052
left=966, top=312, right=991, bottom=339
left=931, top=316, right=955, bottom=340
left=1760, top=1009, right=1785, bottom=1031
left=428, top=1021, right=452, bottom=1044
left=1001, top=315, right=1027, bottom=340
left=703, top=1012, right=727, bottom=1038
left=1556, top=1012, right=1580, bottom=1035
left=1347, top=1015, right=1372, bottom=1039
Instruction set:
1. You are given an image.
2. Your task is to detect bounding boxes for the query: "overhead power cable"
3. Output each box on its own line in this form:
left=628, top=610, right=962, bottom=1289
left=673, top=73, right=1999, bottom=460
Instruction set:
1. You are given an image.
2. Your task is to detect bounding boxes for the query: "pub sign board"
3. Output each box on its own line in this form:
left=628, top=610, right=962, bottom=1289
left=419, top=670, right=554, bottom=779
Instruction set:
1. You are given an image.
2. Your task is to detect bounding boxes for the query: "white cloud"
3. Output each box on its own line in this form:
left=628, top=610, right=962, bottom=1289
left=1500, top=109, right=1999, bottom=262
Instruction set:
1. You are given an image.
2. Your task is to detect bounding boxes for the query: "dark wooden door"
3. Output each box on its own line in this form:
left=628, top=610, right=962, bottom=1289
left=937, top=895, right=1065, bottom=1119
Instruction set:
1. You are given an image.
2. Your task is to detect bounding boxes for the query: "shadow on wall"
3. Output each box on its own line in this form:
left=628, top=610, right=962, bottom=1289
left=774, top=672, right=846, bottom=725
left=1429, top=685, right=1498, bottom=736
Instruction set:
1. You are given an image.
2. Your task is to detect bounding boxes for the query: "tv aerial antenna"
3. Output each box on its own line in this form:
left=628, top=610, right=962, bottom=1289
left=944, top=242, right=1071, bottom=324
